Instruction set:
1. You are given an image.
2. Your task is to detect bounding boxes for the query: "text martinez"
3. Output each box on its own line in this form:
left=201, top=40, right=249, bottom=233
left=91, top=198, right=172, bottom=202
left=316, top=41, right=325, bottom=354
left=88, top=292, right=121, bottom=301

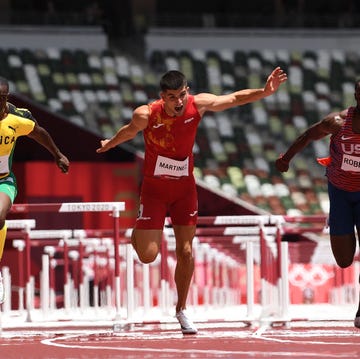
left=159, top=162, right=187, bottom=172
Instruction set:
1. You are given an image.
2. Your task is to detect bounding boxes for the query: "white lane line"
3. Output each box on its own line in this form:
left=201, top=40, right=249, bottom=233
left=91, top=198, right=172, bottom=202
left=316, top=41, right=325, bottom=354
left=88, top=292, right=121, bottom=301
left=40, top=333, right=254, bottom=356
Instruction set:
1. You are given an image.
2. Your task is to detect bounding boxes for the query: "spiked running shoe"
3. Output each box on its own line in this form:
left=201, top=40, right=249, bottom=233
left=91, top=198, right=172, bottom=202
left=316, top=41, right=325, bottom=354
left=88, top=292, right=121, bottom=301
left=176, top=310, right=198, bottom=334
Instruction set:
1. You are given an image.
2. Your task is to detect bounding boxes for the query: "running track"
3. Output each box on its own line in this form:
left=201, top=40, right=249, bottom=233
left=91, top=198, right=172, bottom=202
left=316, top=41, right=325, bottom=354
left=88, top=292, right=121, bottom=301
left=0, top=319, right=359, bottom=359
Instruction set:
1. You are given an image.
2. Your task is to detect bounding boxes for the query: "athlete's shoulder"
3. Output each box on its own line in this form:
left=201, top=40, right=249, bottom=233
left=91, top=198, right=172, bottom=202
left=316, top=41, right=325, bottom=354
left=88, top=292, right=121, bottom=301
left=148, top=99, right=162, bottom=109
left=147, top=99, right=163, bottom=116
left=192, top=92, right=216, bottom=115
left=8, top=103, right=35, bottom=121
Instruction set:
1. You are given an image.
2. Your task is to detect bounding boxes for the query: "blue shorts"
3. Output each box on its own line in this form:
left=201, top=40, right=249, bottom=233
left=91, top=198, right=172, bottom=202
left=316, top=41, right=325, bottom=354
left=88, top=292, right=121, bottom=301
left=328, top=180, right=360, bottom=235
left=0, top=173, right=17, bottom=204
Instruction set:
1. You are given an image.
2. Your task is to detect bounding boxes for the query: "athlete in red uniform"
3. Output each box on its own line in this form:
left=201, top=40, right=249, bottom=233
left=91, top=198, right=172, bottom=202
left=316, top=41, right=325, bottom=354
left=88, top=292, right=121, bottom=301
left=97, top=68, right=287, bottom=334
left=275, top=79, right=360, bottom=329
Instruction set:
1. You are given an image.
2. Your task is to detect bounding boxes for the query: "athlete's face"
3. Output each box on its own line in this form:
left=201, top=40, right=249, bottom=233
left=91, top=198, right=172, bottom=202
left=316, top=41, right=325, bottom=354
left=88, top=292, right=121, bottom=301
left=161, top=86, right=189, bottom=117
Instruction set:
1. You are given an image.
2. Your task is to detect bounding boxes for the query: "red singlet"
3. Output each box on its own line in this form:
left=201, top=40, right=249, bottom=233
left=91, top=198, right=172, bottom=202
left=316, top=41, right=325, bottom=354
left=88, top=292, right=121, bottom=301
left=135, top=95, right=202, bottom=229
left=327, top=106, right=360, bottom=191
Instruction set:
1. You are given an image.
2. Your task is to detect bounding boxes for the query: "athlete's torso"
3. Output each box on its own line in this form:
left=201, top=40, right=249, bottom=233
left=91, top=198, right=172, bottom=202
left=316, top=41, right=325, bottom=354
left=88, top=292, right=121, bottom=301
left=142, top=95, right=201, bottom=177
left=0, top=103, right=35, bottom=178
left=327, top=106, right=360, bottom=191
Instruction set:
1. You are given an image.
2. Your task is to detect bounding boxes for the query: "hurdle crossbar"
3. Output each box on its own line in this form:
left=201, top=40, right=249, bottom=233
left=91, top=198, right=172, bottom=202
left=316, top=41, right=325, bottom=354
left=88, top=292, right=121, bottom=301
left=10, top=202, right=125, bottom=213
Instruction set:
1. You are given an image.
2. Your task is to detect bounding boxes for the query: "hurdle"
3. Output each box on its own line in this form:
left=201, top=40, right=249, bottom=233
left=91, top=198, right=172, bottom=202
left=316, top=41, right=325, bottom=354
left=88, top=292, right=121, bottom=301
left=4, top=207, right=336, bottom=327
left=5, top=219, right=36, bottom=320
left=40, top=235, right=114, bottom=312
left=163, top=215, right=290, bottom=324
left=9, top=202, right=125, bottom=321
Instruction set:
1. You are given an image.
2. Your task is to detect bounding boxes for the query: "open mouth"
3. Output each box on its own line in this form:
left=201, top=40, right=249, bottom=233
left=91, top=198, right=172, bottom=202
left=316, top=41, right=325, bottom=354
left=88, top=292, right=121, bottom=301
left=174, top=105, right=183, bottom=113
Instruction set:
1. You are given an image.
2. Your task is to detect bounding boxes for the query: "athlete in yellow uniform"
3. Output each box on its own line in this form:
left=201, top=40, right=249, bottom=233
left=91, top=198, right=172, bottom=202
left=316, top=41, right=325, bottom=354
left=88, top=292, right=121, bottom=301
left=0, top=76, right=69, bottom=303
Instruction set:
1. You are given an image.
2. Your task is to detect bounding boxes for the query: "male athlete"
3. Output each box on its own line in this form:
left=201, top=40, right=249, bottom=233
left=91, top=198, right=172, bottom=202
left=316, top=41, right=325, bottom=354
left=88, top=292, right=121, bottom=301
left=97, top=68, right=287, bottom=334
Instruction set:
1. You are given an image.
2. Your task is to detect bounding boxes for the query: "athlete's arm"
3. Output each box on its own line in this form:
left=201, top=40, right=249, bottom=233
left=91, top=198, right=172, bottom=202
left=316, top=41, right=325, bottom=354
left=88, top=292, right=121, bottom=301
left=27, top=122, right=69, bottom=173
left=195, top=67, right=287, bottom=114
left=275, top=111, right=346, bottom=172
left=96, top=105, right=149, bottom=153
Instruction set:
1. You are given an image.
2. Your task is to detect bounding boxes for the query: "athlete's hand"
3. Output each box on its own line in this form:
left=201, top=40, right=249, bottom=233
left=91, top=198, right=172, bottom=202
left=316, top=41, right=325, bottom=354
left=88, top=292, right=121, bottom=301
left=275, top=155, right=289, bottom=173
left=264, top=67, right=288, bottom=95
left=96, top=139, right=111, bottom=153
left=56, top=154, right=69, bottom=173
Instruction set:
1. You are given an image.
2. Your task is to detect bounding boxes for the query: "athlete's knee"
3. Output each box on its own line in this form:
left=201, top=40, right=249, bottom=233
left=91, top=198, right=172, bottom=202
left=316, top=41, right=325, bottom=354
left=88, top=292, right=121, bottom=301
left=137, top=250, right=158, bottom=264
left=330, top=234, right=355, bottom=268
left=176, top=246, right=193, bottom=263
left=334, top=257, right=353, bottom=268
left=131, top=235, right=159, bottom=263
left=332, top=250, right=353, bottom=268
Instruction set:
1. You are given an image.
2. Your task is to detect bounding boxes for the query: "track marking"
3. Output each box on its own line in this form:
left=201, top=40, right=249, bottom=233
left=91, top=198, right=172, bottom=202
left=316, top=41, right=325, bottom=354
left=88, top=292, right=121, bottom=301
left=251, top=323, right=270, bottom=337
left=15, top=320, right=360, bottom=358
left=40, top=332, right=357, bottom=358
left=40, top=333, right=254, bottom=356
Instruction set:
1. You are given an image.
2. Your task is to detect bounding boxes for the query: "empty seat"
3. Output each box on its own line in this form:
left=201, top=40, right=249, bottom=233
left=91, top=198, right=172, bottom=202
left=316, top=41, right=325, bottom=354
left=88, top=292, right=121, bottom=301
left=288, top=65, right=303, bottom=94
left=221, top=182, right=238, bottom=197
left=203, top=174, right=221, bottom=189
left=244, top=174, right=262, bottom=197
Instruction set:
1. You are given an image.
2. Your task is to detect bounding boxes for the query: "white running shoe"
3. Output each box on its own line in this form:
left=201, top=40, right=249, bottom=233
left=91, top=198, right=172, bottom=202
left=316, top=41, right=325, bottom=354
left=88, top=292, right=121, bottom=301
left=354, top=316, right=360, bottom=329
left=0, top=271, right=4, bottom=304
left=176, top=310, right=198, bottom=334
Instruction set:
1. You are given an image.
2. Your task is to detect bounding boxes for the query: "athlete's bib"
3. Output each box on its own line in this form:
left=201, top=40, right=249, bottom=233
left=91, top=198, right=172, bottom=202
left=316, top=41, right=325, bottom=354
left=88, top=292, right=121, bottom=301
left=154, top=155, right=189, bottom=177
left=341, top=154, right=360, bottom=172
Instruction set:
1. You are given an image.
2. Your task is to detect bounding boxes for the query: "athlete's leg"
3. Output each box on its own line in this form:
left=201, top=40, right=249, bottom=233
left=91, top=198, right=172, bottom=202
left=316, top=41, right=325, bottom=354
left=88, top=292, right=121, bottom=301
left=131, top=228, right=163, bottom=263
left=353, top=201, right=360, bottom=327
left=355, top=226, right=360, bottom=326
left=328, top=181, right=357, bottom=268
left=0, top=192, right=12, bottom=261
left=131, top=178, right=167, bottom=264
left=168, top=176, right=198, bottom=313
left=0, top=181, right=16, bottom=304
left=173, top=224, right=196, bottom=312
left=329, top=233, right=356, bottom=268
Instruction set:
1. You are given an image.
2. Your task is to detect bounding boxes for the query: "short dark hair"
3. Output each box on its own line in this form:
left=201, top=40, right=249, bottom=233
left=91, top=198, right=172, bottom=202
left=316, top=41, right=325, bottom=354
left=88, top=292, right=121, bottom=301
left=159, top=70, right=187, bottom=91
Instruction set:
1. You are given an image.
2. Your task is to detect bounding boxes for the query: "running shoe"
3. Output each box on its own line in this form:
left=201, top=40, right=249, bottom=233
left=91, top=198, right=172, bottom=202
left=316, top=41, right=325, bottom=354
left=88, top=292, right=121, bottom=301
left=0, top=271, right=4, bottom=304
left=176, top=309, right=198, bottom=334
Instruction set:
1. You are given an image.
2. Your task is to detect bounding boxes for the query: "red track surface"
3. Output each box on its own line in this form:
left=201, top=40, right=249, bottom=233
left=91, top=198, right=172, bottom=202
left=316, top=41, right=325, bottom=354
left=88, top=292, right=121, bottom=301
left=0, top=320, right=359, bottom=359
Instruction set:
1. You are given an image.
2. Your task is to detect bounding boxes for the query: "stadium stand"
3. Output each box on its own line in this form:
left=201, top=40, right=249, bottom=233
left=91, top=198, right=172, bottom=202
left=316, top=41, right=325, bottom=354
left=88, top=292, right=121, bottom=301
left=3, top=45, right=357, bottom=215
left=2, top=1, right=360, bottom=218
